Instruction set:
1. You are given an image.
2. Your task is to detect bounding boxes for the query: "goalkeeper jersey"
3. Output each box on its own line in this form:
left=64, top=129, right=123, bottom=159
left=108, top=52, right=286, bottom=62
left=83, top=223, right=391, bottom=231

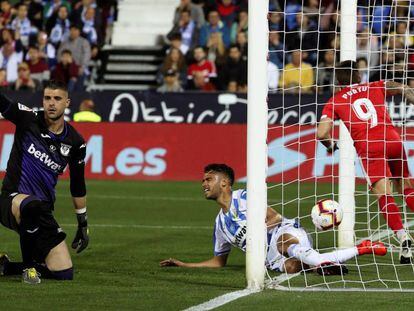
left=0, top=92, right=86, bottom=203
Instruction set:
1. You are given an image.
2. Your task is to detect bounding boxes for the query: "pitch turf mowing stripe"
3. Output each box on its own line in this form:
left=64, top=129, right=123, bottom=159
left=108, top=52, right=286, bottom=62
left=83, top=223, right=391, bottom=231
left=55, top=193, right=317, bottom=204
left=60, top=223, right=213, bottom=230
left=183, top=288, right=259, bottom=311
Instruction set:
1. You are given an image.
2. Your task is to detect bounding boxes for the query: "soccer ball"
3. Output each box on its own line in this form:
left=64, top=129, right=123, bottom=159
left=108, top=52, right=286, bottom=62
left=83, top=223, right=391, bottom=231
left=311, top=199, right=343, bottom=231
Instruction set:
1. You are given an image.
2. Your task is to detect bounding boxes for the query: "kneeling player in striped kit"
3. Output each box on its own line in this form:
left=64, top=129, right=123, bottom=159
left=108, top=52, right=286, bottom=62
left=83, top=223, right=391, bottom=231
left=160, top=164, right=386, bottom=275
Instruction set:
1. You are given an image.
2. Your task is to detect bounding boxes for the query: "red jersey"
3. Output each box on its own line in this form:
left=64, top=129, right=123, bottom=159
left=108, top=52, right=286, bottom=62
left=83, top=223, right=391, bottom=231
left=321, top=80, right=401, bottom=154
left=187, top=60, right=217, bottom=81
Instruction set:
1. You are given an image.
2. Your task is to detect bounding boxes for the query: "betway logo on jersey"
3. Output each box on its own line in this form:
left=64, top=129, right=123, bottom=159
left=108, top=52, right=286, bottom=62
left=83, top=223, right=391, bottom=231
left=233, top=225, right=247, bottom=248
left=28, top=144, right=62, bottom=171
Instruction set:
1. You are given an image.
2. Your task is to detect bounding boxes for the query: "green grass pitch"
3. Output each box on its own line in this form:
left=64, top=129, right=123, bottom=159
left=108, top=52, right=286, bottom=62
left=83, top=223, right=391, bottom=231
left=0, top=180, right=413, bottom=310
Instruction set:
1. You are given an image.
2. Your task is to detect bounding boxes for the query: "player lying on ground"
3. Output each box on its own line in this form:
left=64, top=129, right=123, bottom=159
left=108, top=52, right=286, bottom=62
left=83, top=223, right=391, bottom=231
left=0, top=80, right=89, bottom=284
left=160, top=163, right=386, bottom=274
left=317, top=61, right=414, bottom=264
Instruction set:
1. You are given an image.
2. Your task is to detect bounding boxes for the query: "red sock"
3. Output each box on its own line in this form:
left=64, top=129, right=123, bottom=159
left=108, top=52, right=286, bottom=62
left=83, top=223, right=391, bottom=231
left=378, top=195, right=404, bottom=232
left=403, top=188, right=414, bottom=212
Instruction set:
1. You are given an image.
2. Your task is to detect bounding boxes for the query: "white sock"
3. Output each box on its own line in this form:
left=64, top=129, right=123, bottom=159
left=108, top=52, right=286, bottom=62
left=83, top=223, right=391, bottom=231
left=287, top=244, right=358, bottom=266
left=396, top=229, right=407, bottom=241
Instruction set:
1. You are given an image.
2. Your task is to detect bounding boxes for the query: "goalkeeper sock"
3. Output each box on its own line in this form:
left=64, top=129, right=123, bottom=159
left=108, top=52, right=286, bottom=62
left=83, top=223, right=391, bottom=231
left=403, top=188, right=414, bottom=212
left=378, top=195, right=404, bottom=232
left=287, top=244, right=358, bottom=266
left=19, top=197, right=43, bottom=267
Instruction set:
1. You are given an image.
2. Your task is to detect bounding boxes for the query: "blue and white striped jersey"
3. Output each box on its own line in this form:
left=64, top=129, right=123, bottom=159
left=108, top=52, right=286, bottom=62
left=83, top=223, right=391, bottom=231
left=212, top=189, right=300, bottom=261
left=213, top=189, right=248, bottom=256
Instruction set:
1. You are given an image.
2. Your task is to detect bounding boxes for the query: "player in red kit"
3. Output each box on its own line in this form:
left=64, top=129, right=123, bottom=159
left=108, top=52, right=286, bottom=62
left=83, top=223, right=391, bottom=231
left=317, top=61, right=414, bottom=264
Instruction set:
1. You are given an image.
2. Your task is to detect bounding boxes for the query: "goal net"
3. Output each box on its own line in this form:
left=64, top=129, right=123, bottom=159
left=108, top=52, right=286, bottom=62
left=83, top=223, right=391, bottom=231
left=247, top=0, right=414, bottom=291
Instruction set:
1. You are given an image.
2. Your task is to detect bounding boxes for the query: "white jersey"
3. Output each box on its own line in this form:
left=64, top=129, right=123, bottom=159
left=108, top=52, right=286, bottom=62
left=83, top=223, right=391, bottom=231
left=213, top=189, right=310, bottom=271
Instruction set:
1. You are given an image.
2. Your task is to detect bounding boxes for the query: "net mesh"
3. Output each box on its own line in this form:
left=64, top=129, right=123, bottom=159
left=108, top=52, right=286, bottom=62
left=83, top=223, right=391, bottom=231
left=266, top=0, right=414, bottom=291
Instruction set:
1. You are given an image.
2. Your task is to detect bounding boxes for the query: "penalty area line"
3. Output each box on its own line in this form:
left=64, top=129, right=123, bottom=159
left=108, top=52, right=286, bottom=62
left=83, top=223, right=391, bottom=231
left=183, top=288, right=259, bottom=311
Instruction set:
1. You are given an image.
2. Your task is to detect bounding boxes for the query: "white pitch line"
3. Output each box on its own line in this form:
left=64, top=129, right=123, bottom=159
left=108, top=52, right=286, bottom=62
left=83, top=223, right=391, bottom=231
left=183, top=288, right=259, bottom=311
left=60, top=223, right=212, bottom=230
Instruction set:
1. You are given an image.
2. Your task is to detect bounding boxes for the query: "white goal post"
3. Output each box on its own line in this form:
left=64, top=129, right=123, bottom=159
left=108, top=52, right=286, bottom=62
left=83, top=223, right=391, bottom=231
left=338, top=0, right=357, bottom=248
left=246, top=0, right=268, bottom=290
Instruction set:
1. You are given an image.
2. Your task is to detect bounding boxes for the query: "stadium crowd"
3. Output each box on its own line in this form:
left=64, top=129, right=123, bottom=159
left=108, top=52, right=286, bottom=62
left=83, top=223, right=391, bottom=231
left=0, top=0, right=117, bottom=92
left=158, top=0, right=414, bottom=94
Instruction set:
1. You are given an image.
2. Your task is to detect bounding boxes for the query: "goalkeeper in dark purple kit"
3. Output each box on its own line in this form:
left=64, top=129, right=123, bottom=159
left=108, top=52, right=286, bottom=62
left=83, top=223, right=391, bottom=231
left=0, top=80, right=89, bottom=284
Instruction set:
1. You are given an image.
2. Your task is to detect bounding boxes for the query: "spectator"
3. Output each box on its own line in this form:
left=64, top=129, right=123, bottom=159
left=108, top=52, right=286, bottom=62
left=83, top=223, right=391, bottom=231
left=217, top=0, right=238, bottom=28
left=279, top=50, right=314, bottom=93
left=390, top=21, right=413, bottom=48
left=0, top=43, right=22, bottom=83
left=285, top=12, right=318, bottom=64
left=173, top=0, right=205, bottom=29
left=158, top=47, right=187, bottom=86
left=268, top=60, right=279, bottom=92
left=168, top=9, right=198, bottom=55
left=0, top=28, right=24, bottom=54
left=230, top=9, right=248, bottom=43
left=187, top=46, right=217, bottom=86
left=303, top=0, right=321, bottom=24
left=12, top=61, right=42, bottom=92
left=48, top=5, right=71, bottom=46
left=27, top=45, right=50, bottom=83
left=356, top=57, right=369, bottom=83
left=37, top=31, right=57, bottom=69
left=356, top=27, right=380, bottom=69
left=219, top=44, right=246, bottom=90
left=268, top=10, right=283, bottom=32
left=71, top=0, right=102, bottom=36
left=22, top=0, right=44, bottom=30
left=0, top=68, right=9, bottom=90
left=0, top=0, right=15, bottom=28
left=44, top=0, right=71, bottom=21
left=317, top=49, right=335, bottom=93
left=206, top=31, right=226, bottom=68
left=73, top=99, right=102, bottom=122
left=268, top=32, right=284, bottom=69
left=51, top=49, right=79, bottom=92
left=157, top=69, right=184, bottom=92
left=167, top=32, right=187, bottom=56
left=81, top=6, right=99, bottom=45
left=192, top=70, right=216, bottom=91
left=199, top=10, right=230, bottom=48
left=57, top=24, right=91, bottom=82
left=10, top=3, right=38, bottom=48
left=235, top=31, right=247, bottom=61
left=227, top=80, right=238, bottom=92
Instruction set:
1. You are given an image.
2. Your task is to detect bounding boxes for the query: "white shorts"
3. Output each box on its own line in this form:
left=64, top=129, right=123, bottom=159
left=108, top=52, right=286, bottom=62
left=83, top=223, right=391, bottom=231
left=266, top=223, right=312, bottom=272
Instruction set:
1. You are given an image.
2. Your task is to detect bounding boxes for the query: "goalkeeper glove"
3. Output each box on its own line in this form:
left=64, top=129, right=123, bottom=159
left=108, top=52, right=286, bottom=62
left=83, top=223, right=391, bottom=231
left=72, top=210, right=89, bottom=253
left=326, top=141, right=339, bottom=154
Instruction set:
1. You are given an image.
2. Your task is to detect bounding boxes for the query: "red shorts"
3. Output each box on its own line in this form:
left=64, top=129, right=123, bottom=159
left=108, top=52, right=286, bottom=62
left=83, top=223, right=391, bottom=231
left=358, top=140, right=411, bottom=185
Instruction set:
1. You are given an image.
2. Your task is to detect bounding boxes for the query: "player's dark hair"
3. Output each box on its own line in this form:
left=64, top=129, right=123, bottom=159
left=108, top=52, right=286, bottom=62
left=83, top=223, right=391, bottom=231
left=335, top=61, right=360, bottom=86
left=204, top=163, right=235, bottom=186
left=44, top=80, right=68, bottom=93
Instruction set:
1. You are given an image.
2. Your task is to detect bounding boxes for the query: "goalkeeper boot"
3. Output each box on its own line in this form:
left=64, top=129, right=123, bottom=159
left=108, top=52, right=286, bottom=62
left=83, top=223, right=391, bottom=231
left=0, top=254, right=10, bottom=276
left=399, top=233, right=413, bottom=264
left=357, top=240, right=387, bottom=256
left=22, top=267, right=41, bottom=285
left=316, top=262, right=349, bottom=276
